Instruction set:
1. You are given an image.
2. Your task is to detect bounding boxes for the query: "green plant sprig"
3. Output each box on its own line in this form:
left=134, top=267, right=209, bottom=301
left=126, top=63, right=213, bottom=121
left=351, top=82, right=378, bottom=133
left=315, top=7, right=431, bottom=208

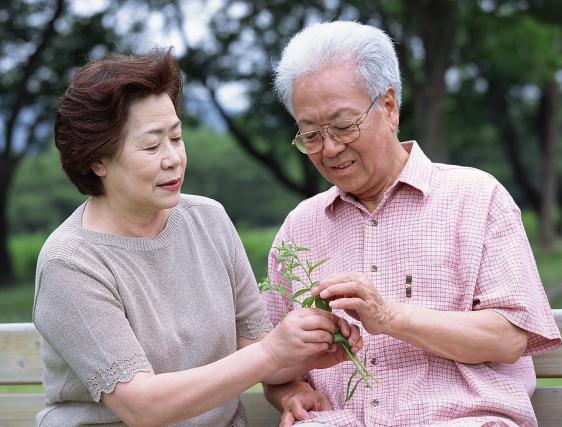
left=258, top=241, right=377, bottom=401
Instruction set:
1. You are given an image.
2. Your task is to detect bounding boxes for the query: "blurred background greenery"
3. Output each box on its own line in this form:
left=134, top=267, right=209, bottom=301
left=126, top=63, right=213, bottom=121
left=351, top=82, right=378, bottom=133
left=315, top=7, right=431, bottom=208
left=1, top=0, right=561, bottom=322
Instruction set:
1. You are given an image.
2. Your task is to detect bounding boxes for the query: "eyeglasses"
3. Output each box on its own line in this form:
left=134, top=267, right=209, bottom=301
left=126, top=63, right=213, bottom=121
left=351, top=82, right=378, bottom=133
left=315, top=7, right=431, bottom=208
left=292, top=99, right=377, bottom=154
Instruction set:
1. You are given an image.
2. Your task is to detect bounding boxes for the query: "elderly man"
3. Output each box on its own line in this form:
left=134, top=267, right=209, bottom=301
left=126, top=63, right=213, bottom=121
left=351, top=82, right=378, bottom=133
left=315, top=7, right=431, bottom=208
left=262, top=21, right=561, bottom=427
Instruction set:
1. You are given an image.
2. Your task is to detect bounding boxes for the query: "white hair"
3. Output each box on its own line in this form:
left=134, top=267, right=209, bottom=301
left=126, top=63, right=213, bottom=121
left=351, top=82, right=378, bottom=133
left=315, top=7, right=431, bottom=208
left=274, top=21, right=402, bottom=117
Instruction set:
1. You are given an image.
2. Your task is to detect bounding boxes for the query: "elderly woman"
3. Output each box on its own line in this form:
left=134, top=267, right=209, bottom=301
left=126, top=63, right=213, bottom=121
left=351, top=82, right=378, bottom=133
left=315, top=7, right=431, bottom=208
left=33, top=49, right=361, bottom=426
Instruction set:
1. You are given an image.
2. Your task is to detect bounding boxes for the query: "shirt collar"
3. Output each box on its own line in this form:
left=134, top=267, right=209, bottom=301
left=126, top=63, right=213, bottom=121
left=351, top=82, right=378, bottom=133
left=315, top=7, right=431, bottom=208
left=396, top=140, right=432, bottom=198
left=323, top=140, right=432, bottom=216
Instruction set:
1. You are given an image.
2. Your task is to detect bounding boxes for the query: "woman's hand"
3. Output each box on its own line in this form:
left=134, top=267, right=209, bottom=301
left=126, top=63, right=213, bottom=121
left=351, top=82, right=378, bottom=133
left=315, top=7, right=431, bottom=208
left=302, top=315, right=363, bottom=370
left=261, top=308, right=339, bottom=370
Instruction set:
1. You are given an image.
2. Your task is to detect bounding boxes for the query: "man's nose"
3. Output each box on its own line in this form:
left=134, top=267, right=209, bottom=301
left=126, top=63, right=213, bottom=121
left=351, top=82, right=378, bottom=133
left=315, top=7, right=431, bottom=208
left=321, top=131, right=346, bottom=157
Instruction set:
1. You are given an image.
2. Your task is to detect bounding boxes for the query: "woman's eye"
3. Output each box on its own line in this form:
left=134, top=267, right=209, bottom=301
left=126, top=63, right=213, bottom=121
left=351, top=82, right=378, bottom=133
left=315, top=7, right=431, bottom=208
left=171, top=136, right=183, bottom=144
left=146, top=144, right=160, bottom=151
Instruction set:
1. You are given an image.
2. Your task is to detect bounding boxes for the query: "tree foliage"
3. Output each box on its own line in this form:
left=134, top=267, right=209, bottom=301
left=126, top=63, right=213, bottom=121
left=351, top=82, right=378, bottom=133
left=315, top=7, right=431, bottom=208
left=0, top=0, right=125, bottom=285
left=1, top=0, right=561, bottom=285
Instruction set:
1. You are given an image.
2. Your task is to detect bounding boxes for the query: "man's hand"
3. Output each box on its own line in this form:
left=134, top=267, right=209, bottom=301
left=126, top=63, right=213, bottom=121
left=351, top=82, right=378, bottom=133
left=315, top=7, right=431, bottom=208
left=312, top=272, right=395, bottom=335
left=263, top=380, right=332, bottom=427
left=312, top=272, right=529, bottom=364
left=279, top=389, right=333, bottom=427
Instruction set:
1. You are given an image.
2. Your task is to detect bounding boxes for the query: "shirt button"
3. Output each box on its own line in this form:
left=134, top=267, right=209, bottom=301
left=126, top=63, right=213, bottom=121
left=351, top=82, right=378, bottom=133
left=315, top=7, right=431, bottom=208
left=371, top=399, right=380, bottom=407
left=370, top=357, right=378, bottom=366
left=370, top=265, right=378, bottom=272
left=370, top=219, right=378, bottom=226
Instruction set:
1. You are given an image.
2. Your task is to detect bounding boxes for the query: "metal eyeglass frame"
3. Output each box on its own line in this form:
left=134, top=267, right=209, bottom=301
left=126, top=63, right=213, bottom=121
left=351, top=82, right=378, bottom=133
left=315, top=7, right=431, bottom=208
left=291, top=99, right=377, bottom=154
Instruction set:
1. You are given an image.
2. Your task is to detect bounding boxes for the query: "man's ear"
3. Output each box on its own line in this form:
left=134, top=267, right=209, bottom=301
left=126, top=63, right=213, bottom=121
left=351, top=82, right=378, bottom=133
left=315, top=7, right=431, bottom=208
left=381, top=87, right=400, bottom=132
left=90, top=159, right=107, bottom=177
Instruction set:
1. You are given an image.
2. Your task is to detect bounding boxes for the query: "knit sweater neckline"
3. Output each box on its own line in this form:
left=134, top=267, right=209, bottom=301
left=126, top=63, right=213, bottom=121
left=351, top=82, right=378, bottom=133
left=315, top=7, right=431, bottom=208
left=71, top=197, right=186, bottom=252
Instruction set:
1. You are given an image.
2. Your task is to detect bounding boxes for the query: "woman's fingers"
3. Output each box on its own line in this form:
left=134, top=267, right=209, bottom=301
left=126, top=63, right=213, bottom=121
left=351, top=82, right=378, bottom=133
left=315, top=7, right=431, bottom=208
left=337, top=317, right=350, bottom=337
left=348, top=324, right=363, bottom=353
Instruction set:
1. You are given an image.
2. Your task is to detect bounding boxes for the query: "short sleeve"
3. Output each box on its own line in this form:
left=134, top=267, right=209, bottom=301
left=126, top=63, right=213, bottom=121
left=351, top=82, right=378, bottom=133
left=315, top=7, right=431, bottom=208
left=226, top=218, right=273, bottom=339
left=473, top=185, right=561, bottom=356
left=261, top=220, right=294, bottom=327
left=33, top=259, right=153, bottom=402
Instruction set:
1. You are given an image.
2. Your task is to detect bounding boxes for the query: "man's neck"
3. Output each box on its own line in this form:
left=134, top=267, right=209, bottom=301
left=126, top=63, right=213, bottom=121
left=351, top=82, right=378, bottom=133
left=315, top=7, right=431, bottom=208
left=357, top=143, right=409, bottom=212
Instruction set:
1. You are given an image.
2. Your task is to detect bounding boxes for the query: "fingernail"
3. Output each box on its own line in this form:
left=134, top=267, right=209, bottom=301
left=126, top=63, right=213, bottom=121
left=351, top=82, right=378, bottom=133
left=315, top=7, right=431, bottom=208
left=320, top=290, right=329, bottom=298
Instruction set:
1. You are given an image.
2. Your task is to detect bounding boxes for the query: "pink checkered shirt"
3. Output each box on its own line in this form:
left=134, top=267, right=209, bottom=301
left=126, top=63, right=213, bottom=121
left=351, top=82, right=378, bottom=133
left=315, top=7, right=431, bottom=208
left=263, top=141, right=561, bottom=427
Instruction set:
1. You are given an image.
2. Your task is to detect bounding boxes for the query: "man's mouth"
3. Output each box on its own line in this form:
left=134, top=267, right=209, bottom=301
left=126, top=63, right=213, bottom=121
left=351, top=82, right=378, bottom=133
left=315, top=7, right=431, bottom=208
left=333, top=161, right=354, bottom=169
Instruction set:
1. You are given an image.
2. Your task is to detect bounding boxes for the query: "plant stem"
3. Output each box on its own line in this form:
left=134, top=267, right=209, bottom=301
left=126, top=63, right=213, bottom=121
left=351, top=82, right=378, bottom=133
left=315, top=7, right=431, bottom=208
left=259, top=241, right=377, bottom=401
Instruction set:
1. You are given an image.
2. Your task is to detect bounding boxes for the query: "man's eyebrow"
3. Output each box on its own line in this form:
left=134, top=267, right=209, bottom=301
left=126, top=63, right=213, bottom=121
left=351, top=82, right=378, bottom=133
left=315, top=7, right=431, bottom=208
left=137, top=120, right=182, bottom=137
left=298, top=108, right=359, bottom=127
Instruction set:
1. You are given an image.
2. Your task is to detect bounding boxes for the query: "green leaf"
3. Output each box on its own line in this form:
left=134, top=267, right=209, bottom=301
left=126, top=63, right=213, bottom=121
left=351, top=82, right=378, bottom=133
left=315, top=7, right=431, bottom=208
left=276, top=286, right=288, bottom=297
left=290, top=288, right=309, bottom=301
left=310, top=258, right=329, bottom=272
left=345, top=373, right=362, bottom=402
left=314, top=297, right=332, bottom=312
left=302, top=296, right=315, bottom=307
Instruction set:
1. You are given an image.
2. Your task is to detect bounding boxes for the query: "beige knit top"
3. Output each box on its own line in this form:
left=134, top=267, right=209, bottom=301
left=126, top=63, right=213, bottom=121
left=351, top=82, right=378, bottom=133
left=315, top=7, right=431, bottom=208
left=33, top=195, right=272, bottom=426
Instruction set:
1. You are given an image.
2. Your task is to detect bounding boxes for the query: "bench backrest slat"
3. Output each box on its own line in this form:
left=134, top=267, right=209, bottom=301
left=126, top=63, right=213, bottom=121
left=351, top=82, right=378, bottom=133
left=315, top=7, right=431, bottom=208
left=0, top=324, right=42, bottom=385
left=0, top=394, right=44, bottom=425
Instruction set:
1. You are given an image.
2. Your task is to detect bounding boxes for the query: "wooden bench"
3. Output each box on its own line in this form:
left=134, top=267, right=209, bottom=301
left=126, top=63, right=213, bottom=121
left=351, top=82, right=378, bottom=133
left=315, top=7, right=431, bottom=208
left=1, top=312, right=561, bottom=426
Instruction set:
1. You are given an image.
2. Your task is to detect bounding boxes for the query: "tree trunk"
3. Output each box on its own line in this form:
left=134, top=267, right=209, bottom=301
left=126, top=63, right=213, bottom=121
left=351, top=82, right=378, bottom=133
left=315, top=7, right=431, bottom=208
left=538, top=80, right=560, bottom=250
left=0, top=159, right=14, bottom=287
left=393, top=0, right=457, bottom=163
left=488, top=79, right=541, bottom=213
left=413, top=89, right=448, bottom=162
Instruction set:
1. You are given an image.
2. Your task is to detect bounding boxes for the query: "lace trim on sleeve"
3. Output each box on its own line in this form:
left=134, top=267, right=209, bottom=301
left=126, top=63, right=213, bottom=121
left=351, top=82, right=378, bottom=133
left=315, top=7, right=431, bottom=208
left=85, top=353, right=153, bottom=402
left=236, top=316, right=273, bottom=339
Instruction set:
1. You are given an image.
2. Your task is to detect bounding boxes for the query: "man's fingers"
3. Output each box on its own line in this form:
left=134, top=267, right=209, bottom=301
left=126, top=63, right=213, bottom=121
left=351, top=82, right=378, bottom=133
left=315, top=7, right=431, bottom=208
left=311, top=272, right=359, bottom=295
left=319, top=281, right=370, bottom=301
left=317, top=394, right=334, bottom=411
left=290, top=402, right=311, bottom=420
left=329, top=297, right=366, bottom=313
left=280, top=410, right=296, bottom=427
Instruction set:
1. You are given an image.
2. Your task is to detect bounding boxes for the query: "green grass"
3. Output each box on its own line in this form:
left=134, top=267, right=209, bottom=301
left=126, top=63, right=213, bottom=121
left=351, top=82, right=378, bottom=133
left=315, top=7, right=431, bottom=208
left=9, top=233, right=47, bottom=283
left=238, top=226, right=278, bottom=280
left=537, top=378, right=562, bottom=386
left=0, top=385, right=43, bottom=393
left=0, top=284, right=35, bottom=322
left=533, top=246, right=562, bottom=289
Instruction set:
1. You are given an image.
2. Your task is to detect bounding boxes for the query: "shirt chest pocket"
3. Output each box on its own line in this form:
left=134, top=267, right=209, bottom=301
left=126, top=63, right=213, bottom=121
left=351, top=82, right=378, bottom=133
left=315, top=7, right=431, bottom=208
left=405, top=264, right=468, bottom=311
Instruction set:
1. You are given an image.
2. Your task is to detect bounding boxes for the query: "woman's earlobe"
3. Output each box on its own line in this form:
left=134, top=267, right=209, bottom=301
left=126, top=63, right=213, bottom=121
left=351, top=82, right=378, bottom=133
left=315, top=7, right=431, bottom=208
left=90, top=159, right=107, bottom=177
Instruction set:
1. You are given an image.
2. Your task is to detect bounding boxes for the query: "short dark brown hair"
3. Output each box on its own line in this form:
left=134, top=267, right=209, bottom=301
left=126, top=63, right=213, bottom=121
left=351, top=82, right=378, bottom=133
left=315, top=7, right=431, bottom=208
left=54, top=48, right=183, bottom=195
